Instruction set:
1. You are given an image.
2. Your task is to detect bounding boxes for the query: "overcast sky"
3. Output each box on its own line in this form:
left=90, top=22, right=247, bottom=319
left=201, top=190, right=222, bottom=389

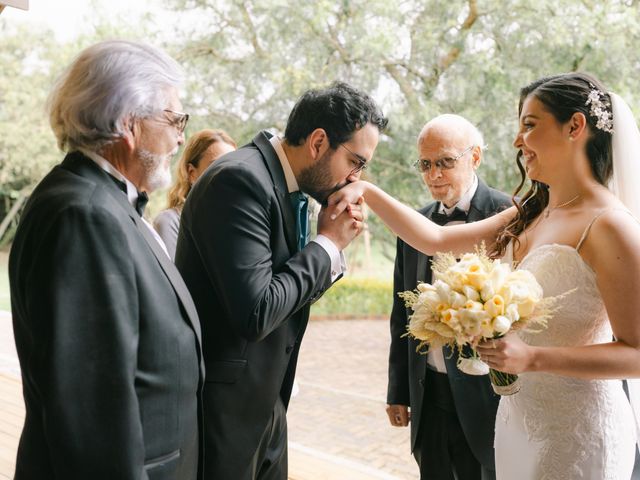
left=2, top=0, right=165, bottom=41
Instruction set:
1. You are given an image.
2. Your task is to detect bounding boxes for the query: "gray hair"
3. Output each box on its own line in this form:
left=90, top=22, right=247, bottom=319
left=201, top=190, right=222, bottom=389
left=47, top=40, right=183, bottom=152
left=418, top=114, right=485, bottom=151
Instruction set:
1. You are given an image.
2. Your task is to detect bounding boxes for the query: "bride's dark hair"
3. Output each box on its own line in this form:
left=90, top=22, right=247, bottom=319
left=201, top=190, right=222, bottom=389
left=492, top=72, right=613, bottom=257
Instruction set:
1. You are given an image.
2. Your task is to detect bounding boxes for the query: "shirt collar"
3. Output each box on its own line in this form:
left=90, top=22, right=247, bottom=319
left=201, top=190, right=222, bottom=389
left=269, top=136, right=299, bottom=193
left=79, top=148, right=139, bottom=208
left=439, top=174, right=478, bottom=215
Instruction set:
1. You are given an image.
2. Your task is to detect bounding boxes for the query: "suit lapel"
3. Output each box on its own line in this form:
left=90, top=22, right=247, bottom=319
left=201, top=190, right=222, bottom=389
left=253, top=132, right=298, bottom=254
left=467, top=177, right=496, bottom=223
left=62, top=153, right=203, bottom=349
left=416, top=204, right=439, bottom=282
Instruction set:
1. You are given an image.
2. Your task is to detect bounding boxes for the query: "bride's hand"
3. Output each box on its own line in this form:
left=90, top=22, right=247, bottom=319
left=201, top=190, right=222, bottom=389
left=327, top=181, right=368, bottom=219
left=476, top=333, right=536, bottom=374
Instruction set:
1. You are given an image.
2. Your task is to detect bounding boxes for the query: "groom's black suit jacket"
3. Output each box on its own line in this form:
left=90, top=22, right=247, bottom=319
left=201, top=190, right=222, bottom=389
left=175, top=131, right=334, bottom=478
left=9, top=152, right=204, bottom=480
left=387, top=178, right=511, bottom=471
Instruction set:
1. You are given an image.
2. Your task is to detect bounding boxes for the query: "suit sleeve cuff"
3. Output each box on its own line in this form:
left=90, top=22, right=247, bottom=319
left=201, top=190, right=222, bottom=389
left=312, top=235, right=346, bottom=282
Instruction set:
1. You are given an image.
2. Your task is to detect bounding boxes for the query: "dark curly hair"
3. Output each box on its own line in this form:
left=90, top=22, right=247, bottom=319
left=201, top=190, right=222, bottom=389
left=492, top=72, right=613, bottom=257
left=284, top=81, right=388, bottom=148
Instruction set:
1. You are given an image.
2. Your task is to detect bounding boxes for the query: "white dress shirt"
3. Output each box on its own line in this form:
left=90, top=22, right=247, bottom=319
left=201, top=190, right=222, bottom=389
left=80, top=148, right=170, bottom=258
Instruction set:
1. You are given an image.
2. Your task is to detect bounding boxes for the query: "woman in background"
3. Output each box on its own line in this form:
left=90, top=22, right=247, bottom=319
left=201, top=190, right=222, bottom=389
left=154, top=128, right=236, bottom=259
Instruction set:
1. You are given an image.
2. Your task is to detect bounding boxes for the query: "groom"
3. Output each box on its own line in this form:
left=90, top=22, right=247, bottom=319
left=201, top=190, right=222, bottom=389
left=386, top=114, right=511, bottom=480
left=176, top=82, right=388, bottom=479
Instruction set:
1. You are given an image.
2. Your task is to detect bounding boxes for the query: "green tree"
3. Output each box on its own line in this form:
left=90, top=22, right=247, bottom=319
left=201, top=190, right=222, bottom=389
left=163, top=0, right=640, bottom=260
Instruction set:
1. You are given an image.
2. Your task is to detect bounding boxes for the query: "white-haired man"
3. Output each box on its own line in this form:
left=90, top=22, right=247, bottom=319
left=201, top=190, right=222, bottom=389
left=9, top=41, right=203, bottom=480
left=386, top=114, right=511, bottom=480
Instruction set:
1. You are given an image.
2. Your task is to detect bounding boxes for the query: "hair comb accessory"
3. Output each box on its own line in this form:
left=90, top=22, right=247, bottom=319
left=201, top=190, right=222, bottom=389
left=585, top=85, right=614, bottom=133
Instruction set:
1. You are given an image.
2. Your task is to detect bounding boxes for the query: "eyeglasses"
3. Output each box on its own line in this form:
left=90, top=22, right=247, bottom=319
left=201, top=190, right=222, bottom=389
left=340, top=143, right=368, bottom=175
left=414, top=145, right=474, bottom=173
left=162, top=109, right=190, bottom=133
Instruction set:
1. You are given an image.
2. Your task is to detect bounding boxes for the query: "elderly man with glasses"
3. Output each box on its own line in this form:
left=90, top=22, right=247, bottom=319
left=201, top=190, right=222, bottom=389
left=9, top=40, right=203, bottom=480
left=175, top=81, right=387, bottom=480
left=386, top=114, right=511, bottom=480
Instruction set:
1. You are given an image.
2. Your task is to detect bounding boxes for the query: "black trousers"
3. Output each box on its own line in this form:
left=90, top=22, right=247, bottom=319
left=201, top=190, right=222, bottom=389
left=414, top=368, right=482, bottom=480
left=251, top=397, right=288, bottom=480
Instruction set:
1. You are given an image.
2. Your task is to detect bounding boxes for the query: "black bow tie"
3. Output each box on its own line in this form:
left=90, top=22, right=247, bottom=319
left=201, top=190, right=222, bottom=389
left=135, top=192, right=149, bottom=216
left=107, top=174, right=147, bottom=216
left=431, top=207, right=467, bottom=225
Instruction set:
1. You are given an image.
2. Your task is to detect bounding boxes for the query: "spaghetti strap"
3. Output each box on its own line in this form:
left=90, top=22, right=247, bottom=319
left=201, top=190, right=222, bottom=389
left=576, top=208, right=631, bottom=252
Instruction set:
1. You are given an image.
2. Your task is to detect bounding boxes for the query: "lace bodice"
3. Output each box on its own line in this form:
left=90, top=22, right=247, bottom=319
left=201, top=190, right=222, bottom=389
left=511, top=243, right=612, bottom=347
left=498, top=242, right=636, bottom=479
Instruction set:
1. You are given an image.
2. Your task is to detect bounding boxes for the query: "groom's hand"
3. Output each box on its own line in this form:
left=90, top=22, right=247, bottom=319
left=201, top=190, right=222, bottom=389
left=386, top=404, right=410, bottom=427
left=318, top=202, right=364, bottom=250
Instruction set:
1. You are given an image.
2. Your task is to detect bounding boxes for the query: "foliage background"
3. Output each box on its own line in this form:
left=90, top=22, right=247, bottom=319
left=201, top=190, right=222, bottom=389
left=2, top=0, right=640, bottom=262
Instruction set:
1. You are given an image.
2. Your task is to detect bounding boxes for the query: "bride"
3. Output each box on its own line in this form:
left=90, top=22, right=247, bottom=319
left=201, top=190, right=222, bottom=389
left=330, top=72, right=640, bottom=479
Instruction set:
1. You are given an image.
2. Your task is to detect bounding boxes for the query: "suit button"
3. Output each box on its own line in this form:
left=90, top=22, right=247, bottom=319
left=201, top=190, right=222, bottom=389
left=419, top=379, right=425, bottom=387
left=285, top=345, right=294, bottom=354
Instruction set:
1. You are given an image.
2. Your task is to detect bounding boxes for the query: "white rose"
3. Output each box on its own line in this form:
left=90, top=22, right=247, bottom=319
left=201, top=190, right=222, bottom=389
left=458, top=357, right=490, bottom=376
left=493, top=315, right=512, bottom=335
left=500, top=270, right=542, bottom=303
left=516, top=299, right=537, bottom=318
left=505, top=303, right=520, bottom=323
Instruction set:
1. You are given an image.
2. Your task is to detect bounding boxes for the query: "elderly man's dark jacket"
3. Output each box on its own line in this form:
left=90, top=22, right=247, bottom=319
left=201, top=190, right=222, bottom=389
left=387, top=177, right=511, bottom=472
left=10, top=152, right=204, bottom=480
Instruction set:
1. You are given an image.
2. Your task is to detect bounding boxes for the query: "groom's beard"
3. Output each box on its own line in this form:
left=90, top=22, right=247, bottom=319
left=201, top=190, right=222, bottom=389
left=297, top=150, right=346, bottom=205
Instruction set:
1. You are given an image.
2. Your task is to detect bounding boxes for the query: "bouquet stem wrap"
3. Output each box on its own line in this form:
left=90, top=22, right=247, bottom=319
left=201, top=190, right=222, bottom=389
left=489, top=369, right=521, bottom=396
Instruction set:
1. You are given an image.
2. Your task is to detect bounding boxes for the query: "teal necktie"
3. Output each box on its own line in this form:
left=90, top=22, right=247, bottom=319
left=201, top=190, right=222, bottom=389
left=289, top=191, right=309, bottom=251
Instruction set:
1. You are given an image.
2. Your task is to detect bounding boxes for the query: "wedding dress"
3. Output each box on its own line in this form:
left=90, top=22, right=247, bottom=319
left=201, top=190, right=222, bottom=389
left=494, top=230, right=637, bottom=479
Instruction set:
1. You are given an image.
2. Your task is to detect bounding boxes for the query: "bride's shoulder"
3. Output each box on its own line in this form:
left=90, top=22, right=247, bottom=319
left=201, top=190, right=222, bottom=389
left=582, top=207, right=640, bottom=262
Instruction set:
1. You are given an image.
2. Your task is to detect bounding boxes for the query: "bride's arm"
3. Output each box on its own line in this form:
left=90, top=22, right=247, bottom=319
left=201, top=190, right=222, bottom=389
left=329, top=181, right=515, bottom=256
left=479, top=209, right=640, bottom=379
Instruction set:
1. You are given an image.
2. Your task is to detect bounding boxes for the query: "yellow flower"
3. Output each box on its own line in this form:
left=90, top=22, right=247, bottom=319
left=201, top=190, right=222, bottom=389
left=463, top=262, right=489, bottom=290
left=484, top=294, right=505, bottom=317
left=441, top=308, right=461, bottom=330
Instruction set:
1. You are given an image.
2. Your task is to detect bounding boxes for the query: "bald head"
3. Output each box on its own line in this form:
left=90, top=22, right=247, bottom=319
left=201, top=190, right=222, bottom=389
left=416, top=114, right=484, bottom=208
left=417, top=114, right=484, bottom=150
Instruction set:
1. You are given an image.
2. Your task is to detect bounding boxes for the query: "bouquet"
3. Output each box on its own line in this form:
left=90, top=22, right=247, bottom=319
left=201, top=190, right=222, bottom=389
left=399, top=245, right=557, bottom=395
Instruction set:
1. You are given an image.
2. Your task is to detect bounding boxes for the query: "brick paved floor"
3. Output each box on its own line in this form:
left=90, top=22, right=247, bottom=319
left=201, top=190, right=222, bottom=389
left=2, top=313, right=639, bottom=479
left=288, top=319, right=417, bottom=479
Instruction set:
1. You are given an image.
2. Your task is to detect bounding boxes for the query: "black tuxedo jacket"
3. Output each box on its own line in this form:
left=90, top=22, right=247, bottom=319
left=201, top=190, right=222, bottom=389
left=9, top=152, right=204, bottom=480
left=175, top=131, right=333, bottom=478
left=386, top=178, right=511, bottom=470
